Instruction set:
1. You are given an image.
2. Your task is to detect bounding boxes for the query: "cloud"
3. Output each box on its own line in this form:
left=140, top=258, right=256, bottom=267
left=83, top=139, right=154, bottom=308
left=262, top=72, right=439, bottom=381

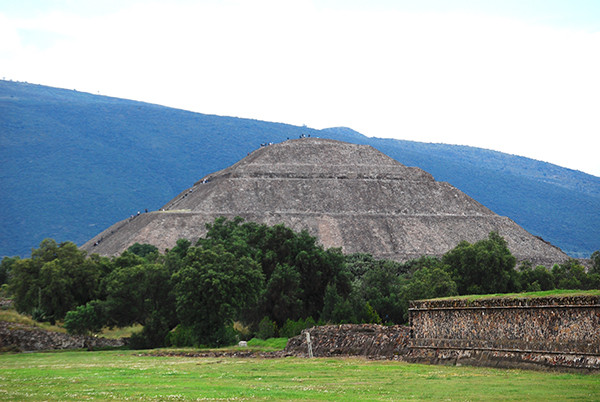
left=0, top=14, right=22, bottom=54
left=2, top=1, right=599, bottom=175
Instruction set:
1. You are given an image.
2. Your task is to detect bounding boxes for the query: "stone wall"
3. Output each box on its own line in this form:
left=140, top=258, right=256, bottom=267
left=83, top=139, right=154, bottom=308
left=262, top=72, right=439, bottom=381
left=407, top=295, right=600, bottom=371
left=0, top=321, right=126, bottom=352
left=284, top=324, right=410, bottom=359
left=283, top=296, right=600, bottom=371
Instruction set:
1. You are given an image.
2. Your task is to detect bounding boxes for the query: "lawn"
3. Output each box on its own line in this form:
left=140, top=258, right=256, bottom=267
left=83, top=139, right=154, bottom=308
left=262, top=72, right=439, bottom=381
left=1, top=350, right=599, bottom=400
left=428, top=289, right=600, bottom=301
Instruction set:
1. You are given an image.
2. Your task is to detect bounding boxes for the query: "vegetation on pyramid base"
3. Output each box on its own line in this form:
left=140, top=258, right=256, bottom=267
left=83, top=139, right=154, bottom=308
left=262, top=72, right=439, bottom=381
left=1, top=218, right=599, bottom=348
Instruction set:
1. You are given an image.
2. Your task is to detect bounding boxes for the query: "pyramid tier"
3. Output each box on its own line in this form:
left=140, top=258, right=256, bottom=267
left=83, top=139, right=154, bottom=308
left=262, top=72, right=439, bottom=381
left=82, top=138, right=569, bottom=265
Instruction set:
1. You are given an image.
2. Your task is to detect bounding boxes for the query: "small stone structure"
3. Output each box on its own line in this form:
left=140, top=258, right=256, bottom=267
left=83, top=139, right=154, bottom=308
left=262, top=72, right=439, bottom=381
left=285, top=295, right=599, bottom=371
left=407, top=295, right=600, bottom=371
left=0, top=321, right=126, bottom=352
left=285, top=324, right=410, bottom=359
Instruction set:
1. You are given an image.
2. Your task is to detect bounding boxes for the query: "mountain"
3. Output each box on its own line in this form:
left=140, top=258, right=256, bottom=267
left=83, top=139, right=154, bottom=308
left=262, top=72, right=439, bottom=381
left=1, top=80, right=598, bottom=258
left=81, top=138, right=569, bottom=266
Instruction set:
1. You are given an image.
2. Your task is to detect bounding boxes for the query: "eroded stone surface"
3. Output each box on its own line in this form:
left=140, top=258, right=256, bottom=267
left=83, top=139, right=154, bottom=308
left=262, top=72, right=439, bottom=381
left=0, top=321, right=125, bottom=352
left=408, top=295, right=600, bottom=370
left=82, top=138, right=569, bottom=265
left=284, top=324, right=410, bottom=359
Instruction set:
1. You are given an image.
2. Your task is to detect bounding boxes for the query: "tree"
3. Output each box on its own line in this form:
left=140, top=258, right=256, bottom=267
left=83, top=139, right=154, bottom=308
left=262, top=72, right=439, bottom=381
left=9, top=239, right=104, bottom=321
left=64, top=300, right=106, bottom=335
left=51, top=242, right=104, bottom=314
left=0, top=256, right=19, bottom=286
left=93, top=259, right=176, bottom=348
left=256, top=316, right=277, bottom=340
left=402, top=265, right=457, bottom=302
left=393, top=263, right=457, bottom=323
left=8, top=258, right=40, bottom=314
left=346, top=253, right=408, bottom=282
left=294, top=245, right=350, bottom=320
left=442, top=232, right=517, bottom=295
left=265, top=263, right=303, bottom=326
left=551, top=259, right=588, bottom=289
left=39, top=260, right=75, bottom=321
left=31, top=238, right=60, bottom=262
left=590, top=251, right=600, bottom=275
left=102, top=262, right=173, bottom=328
left=172, top=244, right=264, bottom=346
left=163, top=238, right=191, bottom=274
left=345, top=253, right=379, bottom=281
left=10, top=239, right=63, bottom=314
left=199, top=217, right=350, bottom=322
left=320, top=283, right=356, bottom=323
left=357, top=264, right=405, bottom=324
left=127, top=243, right=159, bottom=261
left=519, top=265, right=555, bottom=291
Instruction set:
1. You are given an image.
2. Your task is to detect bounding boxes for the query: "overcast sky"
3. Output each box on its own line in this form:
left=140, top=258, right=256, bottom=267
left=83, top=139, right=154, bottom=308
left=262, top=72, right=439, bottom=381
left=2, top=0, right=599, bottom=176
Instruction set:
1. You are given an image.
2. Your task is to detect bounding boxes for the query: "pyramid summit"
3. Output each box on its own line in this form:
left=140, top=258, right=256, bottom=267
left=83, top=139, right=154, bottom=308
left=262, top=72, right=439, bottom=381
left=82, top=138, right=568, bottom=265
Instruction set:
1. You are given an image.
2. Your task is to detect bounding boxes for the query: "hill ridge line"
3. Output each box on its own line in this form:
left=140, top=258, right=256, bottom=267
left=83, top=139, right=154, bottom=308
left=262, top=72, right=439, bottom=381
left=2, top=80, right=597, bottom=258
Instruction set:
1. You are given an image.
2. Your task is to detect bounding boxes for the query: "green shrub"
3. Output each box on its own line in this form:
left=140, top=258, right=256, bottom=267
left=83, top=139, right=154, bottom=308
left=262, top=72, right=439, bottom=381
left=64, top=301, right=105, bottom=335
left=129, top=313, right=173, bottom=349
left=213, top=325, right=239, bottom=347
left=363, top=302, right=382, bottom=324
left=165, top=324, right=197, bottom=347
left=279, top=317, right=315, bottom=338
left=31, top=307, right=48, bottom=323
left=256, top=316, right=277, bottom=340
left=0, top=283, right=10, bottom=299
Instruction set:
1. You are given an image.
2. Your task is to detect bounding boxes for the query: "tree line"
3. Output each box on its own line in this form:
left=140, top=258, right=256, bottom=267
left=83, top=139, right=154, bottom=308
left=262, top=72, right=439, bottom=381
left=1, top=217, right=599, bottom=348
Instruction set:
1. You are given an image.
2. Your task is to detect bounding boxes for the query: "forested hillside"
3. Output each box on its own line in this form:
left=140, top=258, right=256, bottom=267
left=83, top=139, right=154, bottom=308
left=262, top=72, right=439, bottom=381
left=1, top=80, right=598, bottom=258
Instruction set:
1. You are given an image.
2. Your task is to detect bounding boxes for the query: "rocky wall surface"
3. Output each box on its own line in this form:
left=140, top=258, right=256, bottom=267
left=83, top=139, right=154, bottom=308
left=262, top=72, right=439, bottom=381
left=82, top=138, right=570, bottom=266
left=284, top=324, right=410, bottom=359
left=0, top=321, right=126, bottom=352
left=404, top=348, right=600, bottom=372
left=408, top=295, right=600, bottom=371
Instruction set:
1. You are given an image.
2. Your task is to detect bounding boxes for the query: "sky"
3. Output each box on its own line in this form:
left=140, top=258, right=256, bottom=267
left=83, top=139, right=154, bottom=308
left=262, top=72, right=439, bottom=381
left=1, top=0, right=599, bottom=176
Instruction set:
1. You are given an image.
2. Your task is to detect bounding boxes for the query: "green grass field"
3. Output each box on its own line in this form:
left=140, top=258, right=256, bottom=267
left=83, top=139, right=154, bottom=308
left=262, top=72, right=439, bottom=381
left=429, top=289, right=600, bottom=301
left=1, top=350, right=599, bottom=400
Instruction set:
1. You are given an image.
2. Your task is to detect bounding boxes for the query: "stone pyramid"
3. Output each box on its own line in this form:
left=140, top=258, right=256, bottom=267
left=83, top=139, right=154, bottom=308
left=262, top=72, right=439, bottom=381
left=82, top=138, right=568, bottom=265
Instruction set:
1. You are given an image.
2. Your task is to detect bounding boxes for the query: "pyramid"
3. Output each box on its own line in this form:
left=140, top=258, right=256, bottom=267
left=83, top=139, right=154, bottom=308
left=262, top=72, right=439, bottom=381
left=82, top=138, right=569, bottom=265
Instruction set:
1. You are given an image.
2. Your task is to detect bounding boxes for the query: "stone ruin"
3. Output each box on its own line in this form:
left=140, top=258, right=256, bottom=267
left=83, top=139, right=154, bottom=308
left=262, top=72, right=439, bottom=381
left=285, top=324, right=410, bottom=359
left=285, top=294, right=600, bottom=371
left=0, top=321, right=125, bottom=352
left=82, top=138, right=569, bottom=266
left=407, top=294, right=600, bottom=371
left=2, top=294, right=598, bottom=371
